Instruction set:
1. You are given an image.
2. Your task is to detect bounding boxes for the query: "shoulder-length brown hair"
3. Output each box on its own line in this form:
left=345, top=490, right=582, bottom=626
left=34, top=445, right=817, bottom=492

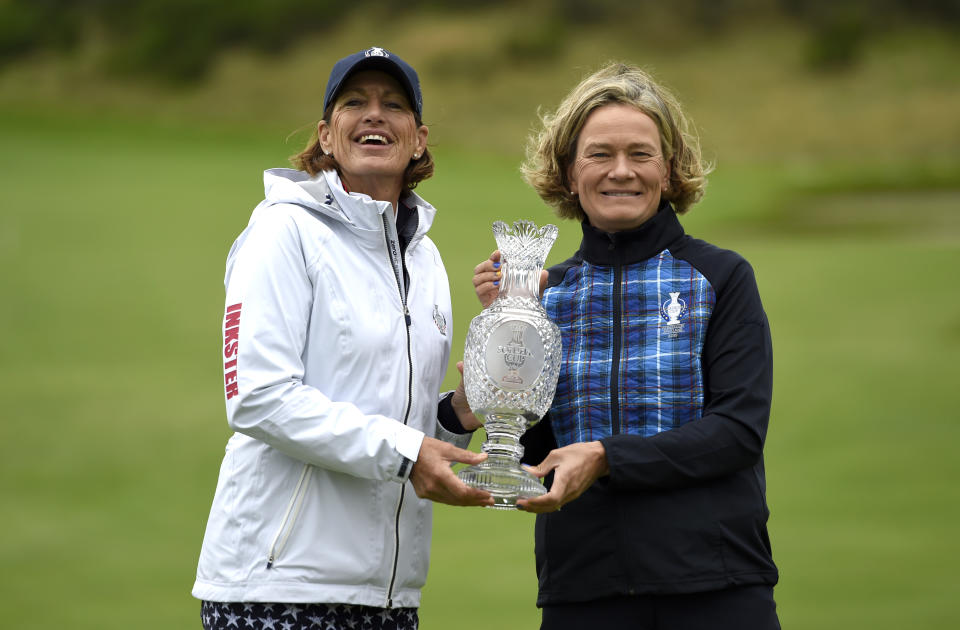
left=522, top=62, right=711, bottom=220
left=290, top=104, right=435, bottom=190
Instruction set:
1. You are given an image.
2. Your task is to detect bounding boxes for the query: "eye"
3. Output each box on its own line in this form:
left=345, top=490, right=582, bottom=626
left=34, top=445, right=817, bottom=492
left=342, top=98, right=364, bottom=107
left=385, top=100, right=406, bottom=111
left=588, top=152, right=609, bottom=159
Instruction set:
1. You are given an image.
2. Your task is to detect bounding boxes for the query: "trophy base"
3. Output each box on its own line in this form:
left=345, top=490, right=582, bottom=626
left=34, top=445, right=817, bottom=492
left=457, top=455, right=547, bottom=510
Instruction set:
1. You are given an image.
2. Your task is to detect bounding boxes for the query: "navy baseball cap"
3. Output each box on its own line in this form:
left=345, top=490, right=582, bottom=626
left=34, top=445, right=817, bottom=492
left=323, top=46, right=423, bottom=118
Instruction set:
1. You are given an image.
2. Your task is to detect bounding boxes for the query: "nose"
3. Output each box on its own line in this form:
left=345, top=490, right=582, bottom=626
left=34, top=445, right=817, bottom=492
left=608, top=153, right=635, bottom=180
left=362, top=100, right=384, bottom=122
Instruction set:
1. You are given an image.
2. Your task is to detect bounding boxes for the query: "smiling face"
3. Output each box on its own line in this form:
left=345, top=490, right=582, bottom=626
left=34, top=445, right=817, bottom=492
left=318, top=70, right=427, bottom=202
left=567, top=103, right=670, bottom=233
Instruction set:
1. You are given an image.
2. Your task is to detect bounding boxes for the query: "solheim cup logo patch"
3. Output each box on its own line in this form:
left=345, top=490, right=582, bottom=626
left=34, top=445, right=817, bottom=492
left=660, top=291, right=687, bottom=338
left=365, top=47, right=389, bottom=58
left=432, top=304, right=447, bottom=336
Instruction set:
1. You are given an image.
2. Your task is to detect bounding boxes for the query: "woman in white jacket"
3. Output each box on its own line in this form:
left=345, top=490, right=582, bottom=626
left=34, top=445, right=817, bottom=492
left=193, top=47, right=493, bottom=630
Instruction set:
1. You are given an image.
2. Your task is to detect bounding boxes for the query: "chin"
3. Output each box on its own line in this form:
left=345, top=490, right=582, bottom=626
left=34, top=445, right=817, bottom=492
left=351, top=157, right=406, bottom=174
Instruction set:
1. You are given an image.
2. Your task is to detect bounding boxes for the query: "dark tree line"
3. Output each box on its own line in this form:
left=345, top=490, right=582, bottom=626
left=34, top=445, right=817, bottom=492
left=0, top=0, right=956, bottom=82
left=0, top=0, right=345, bottom=81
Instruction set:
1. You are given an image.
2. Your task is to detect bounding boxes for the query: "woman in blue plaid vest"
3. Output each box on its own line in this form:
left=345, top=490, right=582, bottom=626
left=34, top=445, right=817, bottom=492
left=470, top=62, right=781, bottom=630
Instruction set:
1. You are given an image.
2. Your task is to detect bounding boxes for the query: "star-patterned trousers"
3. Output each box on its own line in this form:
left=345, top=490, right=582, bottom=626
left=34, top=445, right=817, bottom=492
left=200, top=601, right=419, bottom=630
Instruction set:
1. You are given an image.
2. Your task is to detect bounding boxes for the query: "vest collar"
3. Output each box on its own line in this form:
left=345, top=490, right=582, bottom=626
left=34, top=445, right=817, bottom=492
left=578, top=201, right=685, bottom=266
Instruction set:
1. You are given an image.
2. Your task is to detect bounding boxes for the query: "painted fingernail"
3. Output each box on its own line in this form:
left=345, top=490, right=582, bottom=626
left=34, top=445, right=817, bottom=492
left=493, top=262, right=500, bottom=269
left=493, top=280, right=499, bottom=286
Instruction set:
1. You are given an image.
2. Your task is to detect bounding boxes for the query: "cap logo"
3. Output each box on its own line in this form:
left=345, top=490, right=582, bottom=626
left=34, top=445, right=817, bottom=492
left=365, top=47, right=389, bottom=58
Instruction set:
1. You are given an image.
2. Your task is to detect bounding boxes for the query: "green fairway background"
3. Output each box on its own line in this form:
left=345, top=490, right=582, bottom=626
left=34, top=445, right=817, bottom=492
left=1, top=9, right=958, bottom=629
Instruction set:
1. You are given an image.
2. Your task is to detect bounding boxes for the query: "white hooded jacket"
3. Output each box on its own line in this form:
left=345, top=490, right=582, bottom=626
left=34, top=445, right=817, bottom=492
left=192, top=168, right=469, bottom=607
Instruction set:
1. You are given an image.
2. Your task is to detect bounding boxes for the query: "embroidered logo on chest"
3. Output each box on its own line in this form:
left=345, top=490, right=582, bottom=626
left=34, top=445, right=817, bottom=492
left=432, top=304, right=447, bottom=336
left=659, top=291, right=687, bottom=338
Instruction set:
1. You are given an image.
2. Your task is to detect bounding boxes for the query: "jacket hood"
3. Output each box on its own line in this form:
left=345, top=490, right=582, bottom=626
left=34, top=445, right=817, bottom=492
left=258, top=168, right=437, bottom=237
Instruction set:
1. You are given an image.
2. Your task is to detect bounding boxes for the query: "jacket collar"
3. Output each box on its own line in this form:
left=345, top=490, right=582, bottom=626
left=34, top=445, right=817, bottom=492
left=260, top=168, right=437, bottom=249
left=321, top=170, right=437, bottom=251
left=578, top=201, right=685, bottom=266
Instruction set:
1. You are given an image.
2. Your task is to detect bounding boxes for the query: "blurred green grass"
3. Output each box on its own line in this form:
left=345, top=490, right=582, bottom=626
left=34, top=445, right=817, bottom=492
left=1, top=13, right=959, bottom=630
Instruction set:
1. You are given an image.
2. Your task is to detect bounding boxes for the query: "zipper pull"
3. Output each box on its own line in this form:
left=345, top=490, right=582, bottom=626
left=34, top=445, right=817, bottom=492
left=404, top=305, right=411, bottom=326
left=266, top=555, right=274, bottom=569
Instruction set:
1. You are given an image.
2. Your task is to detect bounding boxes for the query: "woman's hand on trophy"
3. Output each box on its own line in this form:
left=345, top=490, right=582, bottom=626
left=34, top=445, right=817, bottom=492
left=472, top=250, right=502, bottom=307
left=515, top=441, right=610, bottom=513
left=450, top=361, right=483, bottom=431
left=472, top=250, right=548, bottom=308
left=409, top=437, right=495, bottom=507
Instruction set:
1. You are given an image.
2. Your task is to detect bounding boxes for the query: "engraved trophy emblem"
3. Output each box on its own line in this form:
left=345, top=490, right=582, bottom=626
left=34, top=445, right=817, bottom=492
left=458, top=220, right=562, bottom=509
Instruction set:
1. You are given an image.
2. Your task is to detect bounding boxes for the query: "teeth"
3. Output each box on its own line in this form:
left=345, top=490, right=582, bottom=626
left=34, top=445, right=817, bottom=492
left=604, top=192, right=639, bottom=197
left=360, top=135, right=388, bottom=145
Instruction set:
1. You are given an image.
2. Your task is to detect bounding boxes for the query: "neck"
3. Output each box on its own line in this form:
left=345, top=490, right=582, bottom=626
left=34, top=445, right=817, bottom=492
left=340, top=173, right=402, bottom=212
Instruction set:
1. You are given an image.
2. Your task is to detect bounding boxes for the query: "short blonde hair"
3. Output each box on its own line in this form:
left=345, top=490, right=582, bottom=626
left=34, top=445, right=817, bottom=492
left=290, top=104, right=434, bottom=190
left=522, top=62, right=710, bottom=219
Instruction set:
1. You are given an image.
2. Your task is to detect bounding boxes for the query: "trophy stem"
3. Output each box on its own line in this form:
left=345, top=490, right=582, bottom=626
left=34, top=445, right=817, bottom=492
left=479, top=415, right=526, bottom=459
left=457, top=413, right=547, bottom=510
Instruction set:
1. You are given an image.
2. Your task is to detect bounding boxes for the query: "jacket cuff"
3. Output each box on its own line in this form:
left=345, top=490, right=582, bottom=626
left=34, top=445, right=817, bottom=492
left=437, top=391, right=472, bottom=435
left=394, top=424, right=425, bottom=482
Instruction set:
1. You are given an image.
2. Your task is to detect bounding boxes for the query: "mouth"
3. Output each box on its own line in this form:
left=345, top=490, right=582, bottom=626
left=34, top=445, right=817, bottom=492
left=601, top=191, right=642, bottom=197
left=356, top=133, right=392, bottom=146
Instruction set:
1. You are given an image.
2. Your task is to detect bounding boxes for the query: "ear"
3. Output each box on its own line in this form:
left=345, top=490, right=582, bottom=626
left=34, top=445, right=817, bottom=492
left=317, top=120, right=331, bottom=154
left=661, top=159, right=672, bottom=192
left=415, top=124, right=428, bottom=157
left=567, top=160, right=580, bottom=196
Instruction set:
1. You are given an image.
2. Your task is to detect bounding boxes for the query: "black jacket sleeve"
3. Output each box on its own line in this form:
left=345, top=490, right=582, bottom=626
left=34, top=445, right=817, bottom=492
left=520, top=412, right=557, bottom=466
left=601, top=256, right=773, bottom=490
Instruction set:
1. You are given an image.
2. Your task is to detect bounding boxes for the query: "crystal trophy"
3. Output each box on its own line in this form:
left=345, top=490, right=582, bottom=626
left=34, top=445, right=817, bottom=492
left=457, top=220, right=562, bottom=509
